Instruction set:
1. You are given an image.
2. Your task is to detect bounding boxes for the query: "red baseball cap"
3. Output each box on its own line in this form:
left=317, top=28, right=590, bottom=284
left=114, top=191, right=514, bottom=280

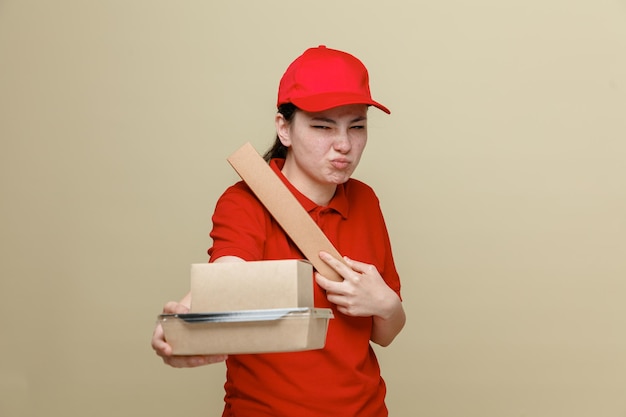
left=277, top=45, right=390, bottom=114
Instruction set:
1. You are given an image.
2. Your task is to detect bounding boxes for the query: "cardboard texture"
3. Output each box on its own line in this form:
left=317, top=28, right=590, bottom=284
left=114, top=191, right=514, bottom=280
left=227, top=142, right=346, bottom=281
left=159, top=308, right=333, bottom=355
left=190, top=260, right=314, bottom=312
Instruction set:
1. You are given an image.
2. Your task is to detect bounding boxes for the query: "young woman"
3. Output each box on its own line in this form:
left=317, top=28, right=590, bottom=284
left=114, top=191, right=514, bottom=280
left=152, top=45, right=406, bottom=417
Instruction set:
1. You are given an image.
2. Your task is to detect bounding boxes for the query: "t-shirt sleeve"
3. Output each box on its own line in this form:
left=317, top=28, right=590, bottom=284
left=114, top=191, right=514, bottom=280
left=208, top=182, right=266, bottom=262
left=379, top=210, right=402, bottom=300
left=358, top=182, right=402, bottom=300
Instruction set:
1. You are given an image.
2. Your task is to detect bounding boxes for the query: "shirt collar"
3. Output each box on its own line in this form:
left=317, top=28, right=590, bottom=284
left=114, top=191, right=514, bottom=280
left=269, top=159, right=349, bottom=219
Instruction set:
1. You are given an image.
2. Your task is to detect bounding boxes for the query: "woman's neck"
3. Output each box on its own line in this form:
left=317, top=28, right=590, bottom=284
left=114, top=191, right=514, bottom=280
left=302, top=184, right=336, bottom=207
left=280, top=168, right=336, bottom=207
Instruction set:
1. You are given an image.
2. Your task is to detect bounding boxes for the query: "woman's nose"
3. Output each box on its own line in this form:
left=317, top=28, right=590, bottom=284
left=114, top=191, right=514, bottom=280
left=333, top=130, right=351, bottom=152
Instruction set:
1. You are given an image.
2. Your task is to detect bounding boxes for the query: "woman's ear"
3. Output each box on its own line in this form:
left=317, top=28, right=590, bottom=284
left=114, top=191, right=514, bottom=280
left=275, top=113, right=291, bottom=147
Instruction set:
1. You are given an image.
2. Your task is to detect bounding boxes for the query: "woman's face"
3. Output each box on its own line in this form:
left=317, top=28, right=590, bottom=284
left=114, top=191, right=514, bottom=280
left=276, top=104, right=368, bottom=195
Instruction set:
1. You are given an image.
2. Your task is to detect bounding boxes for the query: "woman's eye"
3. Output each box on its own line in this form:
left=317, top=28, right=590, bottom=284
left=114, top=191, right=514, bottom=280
left=351, top=125, right=366, bottom=130
left=312, top=125, right=331, bottom=130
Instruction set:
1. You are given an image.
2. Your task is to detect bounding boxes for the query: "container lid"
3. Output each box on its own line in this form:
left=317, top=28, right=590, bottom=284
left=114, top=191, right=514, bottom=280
left=159, top=307, right=333, bottom=324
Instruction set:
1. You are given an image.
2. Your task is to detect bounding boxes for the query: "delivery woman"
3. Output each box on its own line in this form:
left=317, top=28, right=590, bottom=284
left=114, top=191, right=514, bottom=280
left=151, top=45, right=406, bottom=417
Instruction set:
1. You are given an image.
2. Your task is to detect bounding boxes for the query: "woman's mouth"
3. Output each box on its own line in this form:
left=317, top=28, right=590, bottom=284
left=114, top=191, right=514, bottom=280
left=330, top=159, right=350, bottom=170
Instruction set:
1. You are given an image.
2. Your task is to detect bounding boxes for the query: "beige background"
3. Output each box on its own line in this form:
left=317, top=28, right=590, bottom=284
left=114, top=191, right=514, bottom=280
left=1, top=1, right=625, bottom=416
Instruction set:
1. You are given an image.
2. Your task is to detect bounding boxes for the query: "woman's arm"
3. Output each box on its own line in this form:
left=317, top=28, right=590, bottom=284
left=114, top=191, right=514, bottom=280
left=370, top=291, right=406, bottom=347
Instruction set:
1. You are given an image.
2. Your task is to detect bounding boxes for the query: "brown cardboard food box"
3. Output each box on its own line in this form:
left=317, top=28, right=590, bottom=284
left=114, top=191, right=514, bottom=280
left=159, top=307, right=333, bottom=355
left=159, top=260, right=333, bottom=355
left=190, top=260, right=314, bottom=312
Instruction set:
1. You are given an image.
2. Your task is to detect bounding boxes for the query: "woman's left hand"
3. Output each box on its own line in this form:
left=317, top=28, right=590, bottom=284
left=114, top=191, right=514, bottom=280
left=315, top=251, right=399, bottom=319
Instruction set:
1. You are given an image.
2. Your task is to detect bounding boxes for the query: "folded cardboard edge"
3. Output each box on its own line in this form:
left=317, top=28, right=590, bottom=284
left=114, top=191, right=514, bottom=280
left=227, top=142, right=346, bottom=281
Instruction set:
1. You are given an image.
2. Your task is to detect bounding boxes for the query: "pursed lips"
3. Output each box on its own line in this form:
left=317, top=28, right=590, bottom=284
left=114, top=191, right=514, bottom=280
left=330, top=158, right=351, bottom=170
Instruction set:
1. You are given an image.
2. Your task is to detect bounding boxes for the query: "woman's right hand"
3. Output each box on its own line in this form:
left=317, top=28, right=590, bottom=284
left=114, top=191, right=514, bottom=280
left=151, top=300, right=228, bottom=368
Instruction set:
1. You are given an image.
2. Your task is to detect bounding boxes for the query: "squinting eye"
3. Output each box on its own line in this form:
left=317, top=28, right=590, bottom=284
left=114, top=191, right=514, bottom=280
left=312, top=125, right=330, bottom=129
left=351, top=125, right=366, bottom=129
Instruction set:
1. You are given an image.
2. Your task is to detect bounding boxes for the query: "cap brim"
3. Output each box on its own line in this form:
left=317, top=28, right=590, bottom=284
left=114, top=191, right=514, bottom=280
left=289, top=92, right=391, bottom=114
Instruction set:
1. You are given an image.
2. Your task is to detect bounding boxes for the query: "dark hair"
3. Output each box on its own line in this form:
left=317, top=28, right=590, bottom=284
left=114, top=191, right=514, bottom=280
left=263, top=103, right=298, bottom=162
